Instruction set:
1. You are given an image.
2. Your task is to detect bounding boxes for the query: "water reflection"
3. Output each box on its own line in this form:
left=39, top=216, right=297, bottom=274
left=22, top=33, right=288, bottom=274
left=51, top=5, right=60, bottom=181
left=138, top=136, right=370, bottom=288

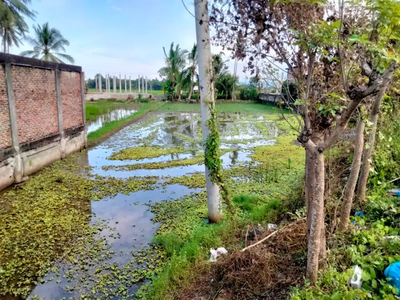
left=87, top=109, right=138, bottom=134
left=27, top=111, right=279, bottom=299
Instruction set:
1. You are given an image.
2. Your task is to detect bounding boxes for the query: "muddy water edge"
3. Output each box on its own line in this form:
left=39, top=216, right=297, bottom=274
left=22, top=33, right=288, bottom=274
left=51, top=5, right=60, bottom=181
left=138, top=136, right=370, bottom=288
left=0, top=106, right=301, bottom=299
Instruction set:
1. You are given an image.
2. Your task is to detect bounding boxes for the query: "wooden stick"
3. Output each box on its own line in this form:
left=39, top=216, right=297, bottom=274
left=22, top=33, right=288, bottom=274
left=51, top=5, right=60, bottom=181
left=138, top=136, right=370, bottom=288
left=241, top=219, right=306, bottom=252
left=241, top=229, right=281, bottom=252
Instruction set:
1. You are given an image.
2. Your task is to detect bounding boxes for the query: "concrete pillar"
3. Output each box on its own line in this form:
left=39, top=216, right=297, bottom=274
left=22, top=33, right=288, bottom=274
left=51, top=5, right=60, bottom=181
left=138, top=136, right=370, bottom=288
left=138, top=76, right=141, bottom=93
left=5, top=63, right=23, bottom=182
left=129, top=76, right=132, bottom=92
left=146, top=76, right=148, bottom=94
left=113, top=76, right=116, bottom=93
left=125, top=75, right=127, bottom=93
left=55, top=69, right=66, bottom=158
left=80, top=72, right=88, bottom=148
left=142, top=76, right=144, bottom=94
left=99, top=74, right=102, bottom=93
left=119, top=74, right=121, bottom=93
left=95, top=75, right=98, bottom=90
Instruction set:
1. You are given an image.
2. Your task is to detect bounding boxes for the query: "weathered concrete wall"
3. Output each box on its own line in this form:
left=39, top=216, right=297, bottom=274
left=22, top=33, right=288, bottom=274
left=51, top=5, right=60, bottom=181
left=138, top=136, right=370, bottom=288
left=0, top=67, right=11, bottom=149
left=85, top=92, right=154, bottom=101
left=0, top=53, right=87, bottom=191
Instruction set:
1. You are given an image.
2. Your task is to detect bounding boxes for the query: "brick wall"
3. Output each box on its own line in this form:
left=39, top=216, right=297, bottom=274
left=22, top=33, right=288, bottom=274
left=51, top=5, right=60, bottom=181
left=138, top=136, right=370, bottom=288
left=0, top=67, right=11, bottom=149
left=61, top=71, right=83, bottom=130
left=12, top=67, right=59, bottom=143
left=0, top=53, right=84, bottom=151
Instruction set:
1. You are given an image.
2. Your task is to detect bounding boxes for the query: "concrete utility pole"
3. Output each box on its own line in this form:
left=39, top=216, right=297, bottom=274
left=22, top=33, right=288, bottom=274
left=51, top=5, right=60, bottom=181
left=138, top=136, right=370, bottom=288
left=125, top=75, right=127, bottom=93
left=129, top=76, right=132, bottom=92
left=113, top=76, right=116, bottom=93
left=108, top=74, right=111, bottom=93
left=146, top=76, right=148, bottom=93
left=142, top=76, right=144, bottom=94
left=119, top=74, right=122, bottom=93
left=232, top=59, right=238, bottom=101
left=138, top=76, right=141, bottom=93
left=195, top=0, right=222, bottom=223
left=95, top=74, right=98, bottom=91
left=99, top=74, right=102, bottom=93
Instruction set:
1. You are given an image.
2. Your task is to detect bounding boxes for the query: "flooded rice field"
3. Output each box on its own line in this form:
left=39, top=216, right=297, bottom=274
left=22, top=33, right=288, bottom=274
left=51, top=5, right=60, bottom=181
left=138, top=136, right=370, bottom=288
left=87, top=109, right=138, bottom=134
left=1, top=110, right=281, bottom=299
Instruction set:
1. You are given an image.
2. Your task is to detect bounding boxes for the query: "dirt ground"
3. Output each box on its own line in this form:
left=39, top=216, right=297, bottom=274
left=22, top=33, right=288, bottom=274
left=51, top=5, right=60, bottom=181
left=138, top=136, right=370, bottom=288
left=178, top=219, right=308, bottom=300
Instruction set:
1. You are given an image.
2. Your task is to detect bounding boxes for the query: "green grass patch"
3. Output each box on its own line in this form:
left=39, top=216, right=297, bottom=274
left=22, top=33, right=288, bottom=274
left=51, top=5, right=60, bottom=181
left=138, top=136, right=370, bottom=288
left=85, top=99, right=139, bottom=122
left=109, top=146, right=185, bottom=161
left=164, top=174, right=206, bottom=189
left=155, top=102, right=289, bottom=114
left=87, top=102, right=161, bottom=146
left=87, top=88, right=164, bottom=95
left=103, top=157, right=204, bottom=171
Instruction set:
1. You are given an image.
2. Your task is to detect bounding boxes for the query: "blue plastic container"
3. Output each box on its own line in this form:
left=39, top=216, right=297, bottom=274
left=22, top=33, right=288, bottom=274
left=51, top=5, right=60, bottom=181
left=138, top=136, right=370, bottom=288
left=384, top=262, right=400, bottom=295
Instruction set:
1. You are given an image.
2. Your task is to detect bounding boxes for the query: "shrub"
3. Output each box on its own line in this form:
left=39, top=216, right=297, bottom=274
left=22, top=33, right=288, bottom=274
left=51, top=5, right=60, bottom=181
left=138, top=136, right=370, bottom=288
left=240, top=87, right=258, bottom=101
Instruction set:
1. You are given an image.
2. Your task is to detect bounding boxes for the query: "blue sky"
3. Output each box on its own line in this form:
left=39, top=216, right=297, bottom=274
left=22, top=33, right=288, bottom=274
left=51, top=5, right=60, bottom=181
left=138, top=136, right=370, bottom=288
left=10, top=0, right=248, bottom=81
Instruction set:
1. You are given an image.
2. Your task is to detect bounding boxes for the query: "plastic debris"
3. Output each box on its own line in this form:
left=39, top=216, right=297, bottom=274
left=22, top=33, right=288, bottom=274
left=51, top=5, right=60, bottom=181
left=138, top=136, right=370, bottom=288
left=268, top=223, right=278, bottom=231
left=348, top=265, right=363, bottom=289
left=384, top=262, right=400, bottom=295
left=352, top=211, right=365, bottom=224
left=384, top=236, right=400, bottom=242
left=388, top=189, right=400, bottom=197
left=209, top=247, right=228, bottom=262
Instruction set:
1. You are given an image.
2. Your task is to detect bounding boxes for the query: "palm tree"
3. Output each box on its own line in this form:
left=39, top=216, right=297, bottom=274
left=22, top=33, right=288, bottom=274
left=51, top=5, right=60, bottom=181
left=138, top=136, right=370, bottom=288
left=186, top=44, right=197, bottom=100
left=159, top=42, right=187, bottom=100
left=212, top=54, right=228, bottom=77
left=20, top=23, right=74, bottom=64
left=0, top=6, right=27, bottom=53
left=0, top=0, right=35, bottom=20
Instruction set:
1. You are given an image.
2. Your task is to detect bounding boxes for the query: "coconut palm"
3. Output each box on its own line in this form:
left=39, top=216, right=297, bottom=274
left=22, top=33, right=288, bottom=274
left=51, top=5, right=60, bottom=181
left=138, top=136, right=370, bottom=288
left=0, top=6, right=27, bottom=53
left=20, top=23, right=74, bottom=64
left=0, top=0, right=35, bottom=21
left=159, top=42, right=187, bottom=100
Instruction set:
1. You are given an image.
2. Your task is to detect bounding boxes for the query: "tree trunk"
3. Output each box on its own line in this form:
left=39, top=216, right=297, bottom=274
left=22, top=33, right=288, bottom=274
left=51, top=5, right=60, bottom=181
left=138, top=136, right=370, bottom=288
left=188, top=68, right=195, bottom=100
left=306, top=150, right=325, bottom=285
left=178, top=86, right=182, bottom=101
left=3, top=33, right=6, bottom=53
left=338, top=119, right=365, bottom=231
left=305, top=149, right=315, bottom=237
left=195, top=0, right=222, bottom=223
left=356, top=81, right=391, bottom=203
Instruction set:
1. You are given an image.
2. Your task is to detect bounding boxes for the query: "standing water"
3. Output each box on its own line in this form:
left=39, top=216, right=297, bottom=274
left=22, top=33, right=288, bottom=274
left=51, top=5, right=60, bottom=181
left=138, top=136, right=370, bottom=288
left=2, top=111, right=279, bottom=299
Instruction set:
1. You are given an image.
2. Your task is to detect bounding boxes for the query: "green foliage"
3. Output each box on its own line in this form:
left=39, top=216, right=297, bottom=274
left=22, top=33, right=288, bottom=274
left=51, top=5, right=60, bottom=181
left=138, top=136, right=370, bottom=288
left=281, top=81, right=299, bottom=104
left=233, top=194, right=281, bottom=223
left=165, top=174, right=206, bottom=189
left=215, top=73, right=238, bottom=99
left=20, top=22, right=74, bottom=63
left=109, top=146, right=185, bottom=160
left=240, top=86, right=258, bottom=101
left=204, top=99, right=234, bottom=211
left=103, top=156, right=204, bottom=171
